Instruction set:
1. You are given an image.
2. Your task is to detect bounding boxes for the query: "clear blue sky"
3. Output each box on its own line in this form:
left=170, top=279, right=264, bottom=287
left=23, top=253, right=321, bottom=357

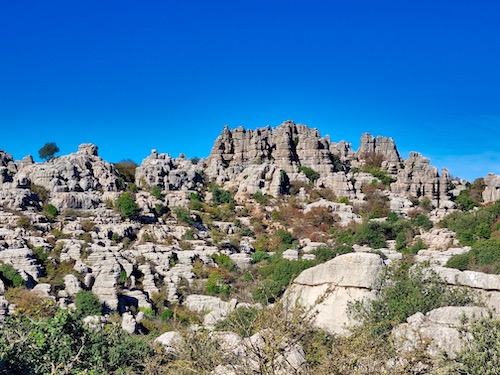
left=1, top=1, right=498, bottom=181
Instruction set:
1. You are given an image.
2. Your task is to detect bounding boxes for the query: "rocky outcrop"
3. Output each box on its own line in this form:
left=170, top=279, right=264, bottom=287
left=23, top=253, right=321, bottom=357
left=483, top=173, right=500, bottom=203
left=135, top=151, right=204, bottom=191
left=8, top=144, right=121, bottom=210
left=392, top=306, right=490, bottom=359
left=207, top=122, right=458, bottom=208
left=207, top=121, right=342, bottom=176
left=354, top=133, right=402, bottom=172
left=391, top=152, right=452, bottom=204
left=284, top=252, right=384, bottom=335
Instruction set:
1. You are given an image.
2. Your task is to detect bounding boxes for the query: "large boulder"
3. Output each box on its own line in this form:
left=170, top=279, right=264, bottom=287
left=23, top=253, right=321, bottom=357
left=284, top=252, right=384, bottom=335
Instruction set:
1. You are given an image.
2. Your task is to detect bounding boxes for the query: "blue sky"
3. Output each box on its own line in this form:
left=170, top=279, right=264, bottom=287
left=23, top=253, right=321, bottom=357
left=1, top=1, right=498, bottom=181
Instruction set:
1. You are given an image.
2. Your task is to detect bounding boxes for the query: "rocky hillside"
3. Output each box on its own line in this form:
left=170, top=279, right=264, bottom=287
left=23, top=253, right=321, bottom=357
left=0, top=121, right=499, bottom=374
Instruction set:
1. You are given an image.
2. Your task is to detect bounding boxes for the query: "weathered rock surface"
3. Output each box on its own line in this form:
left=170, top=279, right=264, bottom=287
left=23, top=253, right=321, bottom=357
left=135, top=151, right=204, bottom=191
left=483, top=173, right=500, bottom=203
left=284, top=252, right=384, bottom=335
left=393, top=306, right=490, bottom=359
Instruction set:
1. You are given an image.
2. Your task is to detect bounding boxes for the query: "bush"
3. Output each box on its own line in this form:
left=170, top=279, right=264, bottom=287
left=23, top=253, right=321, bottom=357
left=440, top=201, right=500, bottom=245
left=253, top=190, right=270, bottom=205
left=298, top=166, right=320, bottom=183
left=452, top=312, right=500, bottom=374
left=174, top=207, right=194, bottom=225
left=30, top=183, right=49, bottom=204
left=151, top=185, right=162, bottom=200
left=349, top=262, right=476, bottom=340
left=312, top=245, right=352, bottom=263
left=44, top=204, right=59, bottom=219
left=75, top=290, right=102, bottom=317
left=115, top=191, right=139, bottom=219
left=0, top=263, right=25, bottom=287
left=210, top=185, right=233, bottom=205
left=446, top=238, right=500, bottom=274
left=114, top=159, right=138, bottom=184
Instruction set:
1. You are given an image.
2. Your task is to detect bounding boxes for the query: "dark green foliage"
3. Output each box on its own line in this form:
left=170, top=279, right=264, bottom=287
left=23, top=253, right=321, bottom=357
left=410, top=213, right=433, bottom=230
left=211, top=253, right=238, bottom=272
left=151, top=185, right=162, bottom=200
left=174, top=206, right=194, bottom=225
left=446, top=238, right=500, bottom=274
left=114, top=159, right=138, bottom=184
left=38, top=142, right=60, bottom=160
left=210, top=185, right=233, bottom=205
left=251, top=251, right=270, bottom=263
left=161, top=309, right=175, bottom=321
left=455, top=178, right=486, bottom=211
left=311, top=245, right=353, bottom=263
left=350, top=262, right=476, bottom=340
left=354, top=221, right=387, bottom=248
left=0, top=263, right=25, bottom=287
left=440, top=200, right=500, bottom=245
left=188, top=193, right=203, bottom=210
left=115, top=191, right=139, bottom=219
left=363, top=167, right=394, bottom=186
left=74, top=290, right=102, bottom=317
left=0, top=308, right=151, bottom=374
left=43, top=203, right=59, bottom=219
left=298, top=166, right=320, bottom=183
left=253, top=255, right=315, bottom=303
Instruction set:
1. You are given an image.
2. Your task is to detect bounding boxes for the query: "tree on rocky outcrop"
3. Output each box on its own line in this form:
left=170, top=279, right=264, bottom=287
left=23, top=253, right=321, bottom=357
left=38, top=142, right=60, bottom=161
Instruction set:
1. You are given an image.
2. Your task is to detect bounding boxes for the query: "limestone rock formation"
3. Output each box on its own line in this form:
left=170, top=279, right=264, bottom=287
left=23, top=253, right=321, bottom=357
left=392, top=306, right=490, bottom=359
left=483, top=173, right=500, bottom=203
left=391, top=152, right=452, bottom=204
left=135, top=151, right=204, bottom=191
left=284, top=252, right=384, bottom=335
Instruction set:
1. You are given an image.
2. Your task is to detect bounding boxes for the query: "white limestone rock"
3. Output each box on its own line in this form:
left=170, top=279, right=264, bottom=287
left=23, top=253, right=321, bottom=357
left=284, top=252, right=384, bottom=335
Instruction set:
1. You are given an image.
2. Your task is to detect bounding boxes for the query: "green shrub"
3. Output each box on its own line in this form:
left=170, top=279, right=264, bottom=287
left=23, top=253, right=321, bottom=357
left=74, top=290, right=102, bottom=317
left=349, top=262, right=476, bottom=340
left=151, top=185, right=162, bottom=200
left=114, top=159, right=138, bottom=184
left=440, top=201, right=500, bottom=245
left=211, top=253, right=237, bottom=272
left=174, top=207, right=194, bottom=225
left=161, top=309, right=175, bottom=321
left=115, top=191, right=139, bottom=219
left=298, top=166, right=320, bottom=183
left=254, top=256, right=315, bottom=303
left=210, top=185, right=233, bottom=205
left=312, top=245, right=352, bottom=263
left=0, top=263, right=25, bottom=287
left=30, top=183, right=49, bottom=204
left=452, top=312, right=500, bottom=374
left=446, top=238, right=500, bottom=274
left=354, top=221, right=387, bottom=248
left=252, top=251, right=270, bottom=263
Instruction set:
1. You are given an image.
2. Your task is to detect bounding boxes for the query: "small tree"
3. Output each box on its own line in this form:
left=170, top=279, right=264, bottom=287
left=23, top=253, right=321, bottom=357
left=115, top=191, right=139, bottom=219
left=39, top=142, right=60, bottom=161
